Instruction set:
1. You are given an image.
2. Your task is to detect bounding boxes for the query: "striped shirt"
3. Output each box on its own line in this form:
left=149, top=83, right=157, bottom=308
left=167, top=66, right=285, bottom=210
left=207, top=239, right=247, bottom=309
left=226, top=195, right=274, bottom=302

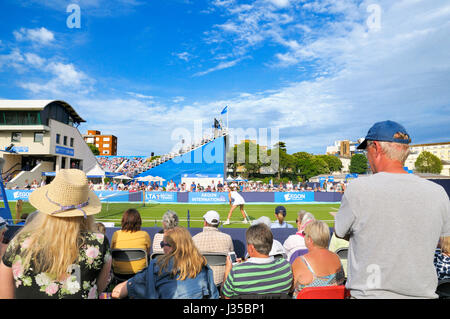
left=222, top=256, right=293, bottom=297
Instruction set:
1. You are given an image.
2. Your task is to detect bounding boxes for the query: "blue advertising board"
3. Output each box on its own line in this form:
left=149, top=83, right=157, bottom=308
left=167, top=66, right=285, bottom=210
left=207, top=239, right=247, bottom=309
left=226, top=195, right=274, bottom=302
left=274, top=192, right=315, bottom=203
left=188, top=192, right=228, bottom=203
left=145, top=191, right=177, bottom=203
left=55, top=145, right=74, bottom=156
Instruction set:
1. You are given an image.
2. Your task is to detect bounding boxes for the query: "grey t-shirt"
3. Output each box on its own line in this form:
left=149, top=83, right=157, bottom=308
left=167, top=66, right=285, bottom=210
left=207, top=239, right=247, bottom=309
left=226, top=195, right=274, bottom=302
left=335, top=172, right=450, bottom=299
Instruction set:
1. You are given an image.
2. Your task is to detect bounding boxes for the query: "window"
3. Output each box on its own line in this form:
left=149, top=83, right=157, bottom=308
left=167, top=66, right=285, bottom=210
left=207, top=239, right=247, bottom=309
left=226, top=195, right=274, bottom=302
left=103, top=137, right=110, bottom=142
left=11, top=132, right=21, bottom=142
left=103, top=144, right=110, bottom=148
left=34, top=132, right=44, bottom=143
left=85, top=137, right=94, bottom=144
left=102, top=150, right=109, bottom=154
left=63, top=136, right=67, bottom=146
left=70, top=138, right=74, bottom=147
left=56, top=134, right=60, bottom=144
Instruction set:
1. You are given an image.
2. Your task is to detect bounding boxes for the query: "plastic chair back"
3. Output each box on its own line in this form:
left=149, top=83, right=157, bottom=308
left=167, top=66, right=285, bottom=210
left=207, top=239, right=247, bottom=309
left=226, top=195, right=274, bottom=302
left=296, top=285, right=350, bottom=299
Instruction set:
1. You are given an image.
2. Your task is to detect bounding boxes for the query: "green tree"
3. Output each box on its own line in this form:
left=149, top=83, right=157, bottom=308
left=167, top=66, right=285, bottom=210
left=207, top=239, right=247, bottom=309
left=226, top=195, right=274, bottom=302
left=88, top=144, right=100, bottom=156
left=316, top=155, right=343, bottom=173
left=415, top=151, right=443, bottom=174
left=349, top=153, right=368, bottom=174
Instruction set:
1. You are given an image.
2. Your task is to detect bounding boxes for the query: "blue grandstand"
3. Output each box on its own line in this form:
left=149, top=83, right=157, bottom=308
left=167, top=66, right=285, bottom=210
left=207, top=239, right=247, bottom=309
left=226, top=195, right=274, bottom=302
left=135, top=134, right=227, bottom=185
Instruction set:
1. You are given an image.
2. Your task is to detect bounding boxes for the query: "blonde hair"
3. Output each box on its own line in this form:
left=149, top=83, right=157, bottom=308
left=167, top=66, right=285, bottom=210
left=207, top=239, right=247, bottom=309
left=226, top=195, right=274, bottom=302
left=304, top=220, right=330, bottom=249
left=157, top=226, right=206, bottom=280
left=14, top=213, right=95, bottom=280
left=440, top=237, right=450, bottom=254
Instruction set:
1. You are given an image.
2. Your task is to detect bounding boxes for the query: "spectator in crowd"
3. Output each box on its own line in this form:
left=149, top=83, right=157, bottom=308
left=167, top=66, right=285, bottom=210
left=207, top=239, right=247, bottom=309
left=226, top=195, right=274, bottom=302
left=0, top=169, right=111, bottom=299
left=0, top=217, right=8, bottom=260
left=434, top=237, right=450, bottom=281
left=249, top=216, right=287, bottom=259
left=152, top=210, right=179, bottom=254
left=95, top=222, right=107, bottom=235
left=221, top=223, right=293, bottom=298
left=224, top=186, right=249, bottom=225
left=111, top=209, right=151, bottom=278
left=192, top=211, right=234, bottom=286
left=283, top=210, right=315, bottom=262
left=335, top=120, right=450, bottom=298
left=271, top=206, right=294, bottom=229
left=291, top=220, right=345, bottom=299
left=111, top=226, right=218, bottom=299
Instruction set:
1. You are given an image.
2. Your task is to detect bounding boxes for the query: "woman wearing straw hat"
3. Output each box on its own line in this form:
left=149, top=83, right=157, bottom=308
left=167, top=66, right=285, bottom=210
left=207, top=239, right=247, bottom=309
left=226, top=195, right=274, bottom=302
left=0, top=169, right=112, bottom=299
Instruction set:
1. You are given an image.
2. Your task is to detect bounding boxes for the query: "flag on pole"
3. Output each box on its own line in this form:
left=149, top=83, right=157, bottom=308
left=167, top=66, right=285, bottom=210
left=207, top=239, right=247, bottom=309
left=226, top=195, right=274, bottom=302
left=221, top=105, right=228, bottom=114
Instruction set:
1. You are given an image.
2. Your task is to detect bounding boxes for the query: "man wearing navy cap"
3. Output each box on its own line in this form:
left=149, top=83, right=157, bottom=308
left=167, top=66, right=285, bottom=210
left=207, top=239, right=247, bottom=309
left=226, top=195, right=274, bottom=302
left=335, top=120, right=450, bottom=299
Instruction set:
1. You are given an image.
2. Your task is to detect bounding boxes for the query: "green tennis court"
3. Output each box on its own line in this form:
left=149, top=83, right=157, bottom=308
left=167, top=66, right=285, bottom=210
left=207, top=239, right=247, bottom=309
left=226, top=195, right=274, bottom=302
left=13, top=201, right=340, bottom=228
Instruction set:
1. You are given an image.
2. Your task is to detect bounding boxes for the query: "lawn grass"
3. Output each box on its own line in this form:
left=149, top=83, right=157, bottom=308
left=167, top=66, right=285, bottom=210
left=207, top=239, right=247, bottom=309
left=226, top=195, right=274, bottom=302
left=10, top=200, right=340, bottom=228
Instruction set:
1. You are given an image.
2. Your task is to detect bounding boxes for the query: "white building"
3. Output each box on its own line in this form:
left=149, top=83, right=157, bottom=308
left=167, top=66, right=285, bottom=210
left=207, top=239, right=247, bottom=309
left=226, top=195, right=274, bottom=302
left=0, top=100, right=104, bottom=188
left=405, top=142, right=450, bottom=176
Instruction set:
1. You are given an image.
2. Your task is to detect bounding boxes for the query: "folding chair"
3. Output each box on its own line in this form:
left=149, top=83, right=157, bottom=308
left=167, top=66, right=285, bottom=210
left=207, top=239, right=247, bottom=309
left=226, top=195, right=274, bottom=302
left=111, top=248, right=148, bottom=282
left=335, top=247, right=348, bottom=259
left=436, top=279, right=450, bottom=299
left=296, top=285, right=350, bottom=299
left=202, top=253, right=228, bottom=266
left=289, top=249, right=308, bottom=264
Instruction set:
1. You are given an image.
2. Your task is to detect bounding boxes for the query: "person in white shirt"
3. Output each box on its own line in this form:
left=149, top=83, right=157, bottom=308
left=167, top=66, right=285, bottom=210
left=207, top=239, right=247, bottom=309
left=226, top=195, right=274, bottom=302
left=224, top=186, right=249, bottom=225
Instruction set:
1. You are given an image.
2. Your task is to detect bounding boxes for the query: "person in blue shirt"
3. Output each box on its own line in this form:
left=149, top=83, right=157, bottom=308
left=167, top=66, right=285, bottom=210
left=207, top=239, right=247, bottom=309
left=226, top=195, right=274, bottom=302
left=111, top=226, right=218, bottom=299
left=271, top=206, right=294, bottom=229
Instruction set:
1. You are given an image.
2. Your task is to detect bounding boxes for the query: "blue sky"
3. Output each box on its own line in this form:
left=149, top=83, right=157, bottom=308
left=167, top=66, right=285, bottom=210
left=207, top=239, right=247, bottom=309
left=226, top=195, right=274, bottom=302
left=0, top=0, right=449, bottom=156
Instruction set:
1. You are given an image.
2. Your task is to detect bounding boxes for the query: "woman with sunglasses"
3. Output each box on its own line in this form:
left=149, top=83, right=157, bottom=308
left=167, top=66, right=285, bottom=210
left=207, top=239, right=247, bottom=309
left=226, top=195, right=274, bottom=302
left=111, top=227, right=218, bottom=299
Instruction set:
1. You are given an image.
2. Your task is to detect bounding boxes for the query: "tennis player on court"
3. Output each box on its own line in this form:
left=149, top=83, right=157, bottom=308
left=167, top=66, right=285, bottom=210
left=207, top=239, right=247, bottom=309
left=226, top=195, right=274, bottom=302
left=224, top=186, right=249, bottom=225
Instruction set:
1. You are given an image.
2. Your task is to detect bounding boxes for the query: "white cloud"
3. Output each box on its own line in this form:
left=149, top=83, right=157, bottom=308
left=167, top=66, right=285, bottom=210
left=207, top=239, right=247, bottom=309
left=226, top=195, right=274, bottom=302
left=175, top=52, right=193, bottom=62
left=193, top=57, right=244, bottom=77
left=13, top=27, right=55, bottom=45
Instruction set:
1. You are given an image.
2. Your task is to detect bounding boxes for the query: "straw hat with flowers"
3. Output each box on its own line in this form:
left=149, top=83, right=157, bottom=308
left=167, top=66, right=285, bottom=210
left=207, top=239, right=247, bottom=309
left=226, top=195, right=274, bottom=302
left=29, top=169, right=101, bottom=218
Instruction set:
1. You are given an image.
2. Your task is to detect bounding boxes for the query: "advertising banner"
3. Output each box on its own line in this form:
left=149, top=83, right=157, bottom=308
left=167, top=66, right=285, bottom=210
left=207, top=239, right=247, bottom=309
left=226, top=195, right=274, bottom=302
left=145, top=191, right=177, bottom=203
left=188, top=192, right=228, bottom=203
left=274, top=192, right=315, bottom=203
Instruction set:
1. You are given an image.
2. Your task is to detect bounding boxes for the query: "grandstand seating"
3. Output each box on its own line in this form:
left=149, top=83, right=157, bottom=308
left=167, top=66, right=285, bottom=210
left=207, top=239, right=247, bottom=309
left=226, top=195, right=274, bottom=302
left=134, top=135, right=226, bottom=186
left=96, top=130, right=228, bottom=183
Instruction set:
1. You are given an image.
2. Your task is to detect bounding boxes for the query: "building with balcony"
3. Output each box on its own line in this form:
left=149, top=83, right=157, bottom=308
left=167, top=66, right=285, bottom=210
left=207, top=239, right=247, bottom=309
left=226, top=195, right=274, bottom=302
left=83, top=130, right=117, bottom=156
left=0, top=100, right=103, bottom=188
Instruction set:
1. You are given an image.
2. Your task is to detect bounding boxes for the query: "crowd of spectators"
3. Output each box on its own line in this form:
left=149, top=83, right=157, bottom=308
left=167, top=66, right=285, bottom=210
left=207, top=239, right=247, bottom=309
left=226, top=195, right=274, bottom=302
left=97, top=156, right=152, bottom=178
left=0, top=121, right=449, bottom=300
left=80, top=178, right=348, bottom=193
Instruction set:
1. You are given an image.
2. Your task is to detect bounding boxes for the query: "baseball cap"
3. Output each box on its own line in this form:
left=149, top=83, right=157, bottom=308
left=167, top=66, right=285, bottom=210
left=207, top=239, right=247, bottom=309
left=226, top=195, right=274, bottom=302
left=275, top=206, right=287, bottom=216
left=203, top=210, right=220, bottom=226
left=357, top=120, right=411, bottom=150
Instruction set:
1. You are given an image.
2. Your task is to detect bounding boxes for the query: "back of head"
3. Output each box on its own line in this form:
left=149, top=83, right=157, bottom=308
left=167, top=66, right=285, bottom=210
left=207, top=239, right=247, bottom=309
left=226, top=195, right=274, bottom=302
left=304, top=220, right=330, bottom=249
left=162, top=210, right=179, bottom=230
left=121, top=208, right=142, bottom=232
left=246, top=223, right=273, bottom=256
left=14, top=212, right=95, bottom=278
left=159, top=226, right=206, bottom=280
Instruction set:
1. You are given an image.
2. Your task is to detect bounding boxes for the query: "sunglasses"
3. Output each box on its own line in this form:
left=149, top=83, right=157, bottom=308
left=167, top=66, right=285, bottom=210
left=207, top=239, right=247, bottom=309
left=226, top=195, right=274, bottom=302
left=160, top=241, right=172, bottom=248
